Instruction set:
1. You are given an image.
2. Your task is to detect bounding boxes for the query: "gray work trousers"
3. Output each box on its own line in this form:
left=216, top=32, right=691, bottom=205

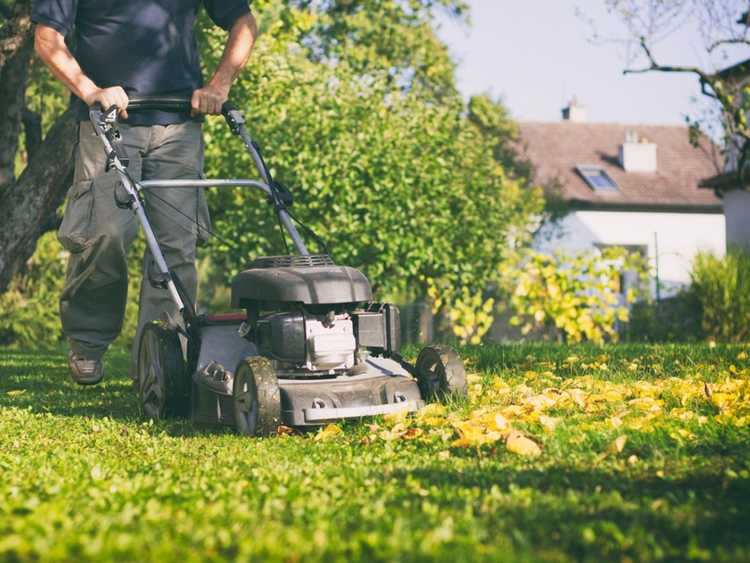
left=58, top=121, right=209, bottom=371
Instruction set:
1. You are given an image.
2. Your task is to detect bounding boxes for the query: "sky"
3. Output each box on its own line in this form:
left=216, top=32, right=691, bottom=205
left=436, top=1, right=749, bottom=126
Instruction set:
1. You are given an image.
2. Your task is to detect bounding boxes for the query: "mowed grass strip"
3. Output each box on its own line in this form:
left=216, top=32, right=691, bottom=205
left=1, top=344, right=749, bottom=562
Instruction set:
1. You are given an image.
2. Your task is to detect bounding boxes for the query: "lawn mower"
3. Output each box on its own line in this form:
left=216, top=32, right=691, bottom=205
left=88, top=97, right=467, bottom=435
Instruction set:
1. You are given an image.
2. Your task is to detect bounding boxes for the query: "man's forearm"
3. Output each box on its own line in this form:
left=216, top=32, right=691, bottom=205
left=192, top=12, right=258, bottom=115
left=34, top=24, right=130, bottom=116
left=34, top=25, right=98, bottom=103
left=209, top=13, right=258, bottom=95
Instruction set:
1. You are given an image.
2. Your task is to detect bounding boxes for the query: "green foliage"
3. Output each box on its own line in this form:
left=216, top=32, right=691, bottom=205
left=2, top=0, right=542, bottom=346
left=624, top=292, right=703, bottom=343
left=2, top=343, right=750, bottom=561
left=0, top=232, right=144, bottom=350
left=499, top=247, right=651, bottom=345
left=690, top=248, right=750, bottom=342
left=0, top=233, right=65, bottom=348
left=199, top=11, right=542, bottom=303
left=295, top=0, right=467, bottom=99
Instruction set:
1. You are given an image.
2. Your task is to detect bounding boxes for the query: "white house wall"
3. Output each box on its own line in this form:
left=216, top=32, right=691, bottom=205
left=723, top=190, right=750, bottom=249
left=537, top=210, right=726, bottom=297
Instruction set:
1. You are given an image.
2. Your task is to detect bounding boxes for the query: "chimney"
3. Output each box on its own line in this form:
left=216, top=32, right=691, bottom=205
left=562, top=97, right=588, bottom=122
left=619, top=130, right=657, bottom=172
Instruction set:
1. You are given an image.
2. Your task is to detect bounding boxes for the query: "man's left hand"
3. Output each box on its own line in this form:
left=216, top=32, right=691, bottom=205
left=191, top=84, right=229, bottom=116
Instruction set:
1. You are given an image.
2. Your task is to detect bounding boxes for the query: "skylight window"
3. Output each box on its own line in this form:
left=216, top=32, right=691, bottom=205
left=576, top=165, right=619, bottom=192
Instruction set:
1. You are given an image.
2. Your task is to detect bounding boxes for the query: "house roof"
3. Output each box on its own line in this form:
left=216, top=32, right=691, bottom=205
left=518, top=121, right=723, bottom=212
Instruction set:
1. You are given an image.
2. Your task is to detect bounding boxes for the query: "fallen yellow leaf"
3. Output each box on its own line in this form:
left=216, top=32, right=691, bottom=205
left=608, top=434, right=628, bottom=454
left=539, top=415, right=560, bottom=432
left=314, top=424, right=342, bottom=442
left=506, top=431, right=542, bottom=457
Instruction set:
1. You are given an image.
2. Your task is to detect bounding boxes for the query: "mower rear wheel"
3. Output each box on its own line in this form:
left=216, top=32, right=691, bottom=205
left=232, top=357, right=282, bottom=436
left=415, top=345, right=467, bottom=402
left=137, top=321, right=189, bottom=420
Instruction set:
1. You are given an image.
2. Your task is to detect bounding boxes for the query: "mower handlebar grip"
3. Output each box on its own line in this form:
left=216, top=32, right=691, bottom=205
left=126, top=96, right=192, bottom=113
left=102, top=96, right=233, bottom=114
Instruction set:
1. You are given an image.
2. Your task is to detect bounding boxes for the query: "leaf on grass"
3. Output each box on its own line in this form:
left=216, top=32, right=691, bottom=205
left=402, top=427, right=424, bottom=440
left=383, top=409, right=409, bottom=425
left=607, top=434, right=628, bottom=454
left=451, top=419, right=503, bottom=448
left=416, top=404, right=447, bottom=427
left=567, top=389, right=587, bottom=409
left=314, top=424, right=342, bottom=442
left=491, top=413, right=510, bottom=432
left=276, top=425, right=295, bottom=436
left=380, top=423, right=410, bottom=441
left=505, top=431, right=541, bottom=457
left=539, top=415, right=559, bottom=432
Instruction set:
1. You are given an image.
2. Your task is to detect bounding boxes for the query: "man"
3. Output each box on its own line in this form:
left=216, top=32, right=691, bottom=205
left=33, top=0, right=257, bottom=385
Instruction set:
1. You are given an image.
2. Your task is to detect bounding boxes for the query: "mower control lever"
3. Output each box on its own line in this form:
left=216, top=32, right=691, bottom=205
left=89, top=104, right=130, bottom=169
left=221, top=101, right=245, bottom=135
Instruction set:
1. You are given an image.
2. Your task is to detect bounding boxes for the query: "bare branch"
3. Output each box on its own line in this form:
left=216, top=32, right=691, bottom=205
left=708, top=36, right=750, bottom=52
left=623, top=36, right=711, bottom=82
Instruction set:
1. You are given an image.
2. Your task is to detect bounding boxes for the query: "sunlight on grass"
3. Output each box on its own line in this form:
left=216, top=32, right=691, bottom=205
left=1, top=344, right=749, bottom=561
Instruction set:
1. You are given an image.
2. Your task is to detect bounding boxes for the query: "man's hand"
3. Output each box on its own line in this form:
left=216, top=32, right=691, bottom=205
left=191, top=84, right=229, bottom=116
left=193, top=13, right=257, bottom=117
left=84, top=86, right=130, bottom=119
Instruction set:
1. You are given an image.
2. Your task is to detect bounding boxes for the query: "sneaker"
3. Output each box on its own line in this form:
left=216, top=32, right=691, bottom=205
left=68, top=351, right=104, bottom=385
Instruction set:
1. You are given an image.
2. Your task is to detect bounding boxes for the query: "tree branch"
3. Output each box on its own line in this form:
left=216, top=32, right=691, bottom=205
left=708, top=37, right=750, bottom=52
left=623, top=37, right=711, bottom=82
left=21, top=107, right=42, bottom=158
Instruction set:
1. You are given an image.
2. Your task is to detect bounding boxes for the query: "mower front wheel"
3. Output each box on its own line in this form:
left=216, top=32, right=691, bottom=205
left=415, top=345, right=467, bottom=402
left=137, top=321, right=189, bottom=420
left=232, top=357, right=282, bottom=436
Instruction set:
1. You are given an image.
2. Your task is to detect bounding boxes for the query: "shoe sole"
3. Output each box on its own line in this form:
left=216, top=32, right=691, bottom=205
left=71, top=375, right=104, bottom=386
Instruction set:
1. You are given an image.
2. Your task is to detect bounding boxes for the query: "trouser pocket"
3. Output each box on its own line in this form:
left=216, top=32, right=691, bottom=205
left=58, top=180, right=95, bottom=253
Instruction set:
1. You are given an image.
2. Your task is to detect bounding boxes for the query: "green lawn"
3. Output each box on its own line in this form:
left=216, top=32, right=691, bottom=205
left=1, top=344, right=749, bottom=562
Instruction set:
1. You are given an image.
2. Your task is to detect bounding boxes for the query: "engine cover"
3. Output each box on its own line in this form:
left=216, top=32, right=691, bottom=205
left=231, top=261, right=372, bottom=307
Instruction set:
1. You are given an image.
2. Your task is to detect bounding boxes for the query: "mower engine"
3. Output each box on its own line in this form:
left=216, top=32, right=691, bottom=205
left=255, top=311, right=356, bottom=372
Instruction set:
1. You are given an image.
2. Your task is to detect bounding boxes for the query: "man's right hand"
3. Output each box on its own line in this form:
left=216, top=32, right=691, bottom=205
left=84, top=86, right=129, bottom=119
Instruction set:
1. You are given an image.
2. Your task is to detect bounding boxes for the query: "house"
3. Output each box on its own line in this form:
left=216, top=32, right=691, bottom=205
left=698, top=57, right=750, bottom=250
left=520, top=100, right=726, bottom=298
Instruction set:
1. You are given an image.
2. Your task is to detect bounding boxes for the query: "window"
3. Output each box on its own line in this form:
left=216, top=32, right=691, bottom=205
left=576, top=165, right=619, bottom=192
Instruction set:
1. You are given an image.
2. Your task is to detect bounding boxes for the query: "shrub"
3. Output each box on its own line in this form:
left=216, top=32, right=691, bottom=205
left=624, top=292, right=703, bottom=342
left=689, top=248, right=750, bottom=342
left=0, top=233, right=143, bottom=350
left=498, top=247, right=651, bottom=345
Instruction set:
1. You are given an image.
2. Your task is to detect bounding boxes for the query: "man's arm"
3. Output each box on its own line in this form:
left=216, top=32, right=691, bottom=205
left=34, top=25, right=130, bottom=118
left=191, top=12, right=258, bottom=116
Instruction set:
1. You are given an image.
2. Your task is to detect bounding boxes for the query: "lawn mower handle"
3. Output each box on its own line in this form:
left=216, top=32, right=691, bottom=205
left=122, top=96, right=238, bottom=128
left=88, top=97, right=311, bottom=256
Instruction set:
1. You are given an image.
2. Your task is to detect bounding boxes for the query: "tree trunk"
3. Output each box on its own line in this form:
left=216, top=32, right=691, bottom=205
left=0, top=2, right=78, bottom=293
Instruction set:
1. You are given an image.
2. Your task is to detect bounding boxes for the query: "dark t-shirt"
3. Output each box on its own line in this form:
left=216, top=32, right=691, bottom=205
left=32, top=0, right=251, bottom=125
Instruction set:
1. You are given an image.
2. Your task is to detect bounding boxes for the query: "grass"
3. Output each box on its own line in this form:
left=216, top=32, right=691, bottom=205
left=1, top=343, right=749, bottom=562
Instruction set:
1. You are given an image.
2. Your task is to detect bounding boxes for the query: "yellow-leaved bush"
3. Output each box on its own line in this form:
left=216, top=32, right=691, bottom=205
left=426, top=281, right=495, bottom=345
left=499, top=247, right=651, bottom=344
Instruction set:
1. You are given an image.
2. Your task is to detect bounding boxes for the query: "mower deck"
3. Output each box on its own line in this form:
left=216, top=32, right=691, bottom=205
left=190, top=319, right=423, bottom=427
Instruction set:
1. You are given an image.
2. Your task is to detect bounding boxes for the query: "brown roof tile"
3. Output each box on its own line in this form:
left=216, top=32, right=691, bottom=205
left=518, top=121, right=723, bottom=210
